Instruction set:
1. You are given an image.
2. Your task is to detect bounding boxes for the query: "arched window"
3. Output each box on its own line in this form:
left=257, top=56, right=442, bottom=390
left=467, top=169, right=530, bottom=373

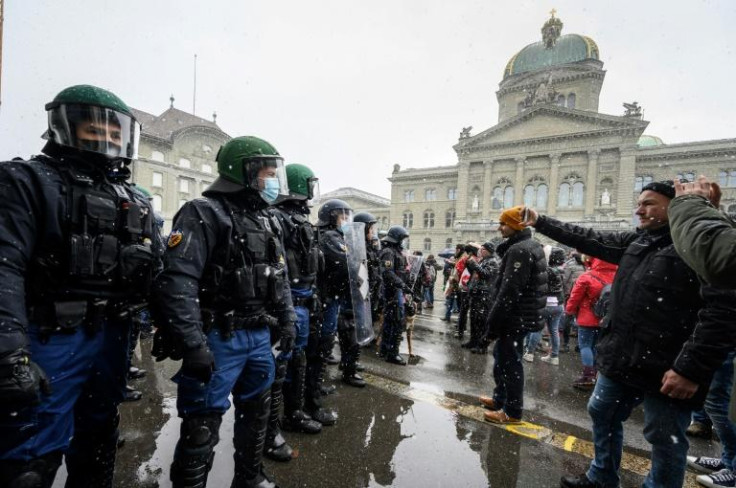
left=567, top=93, right=576, bottom=109
left=503, top=186, right=514, bottom=209
left=556, top=94, right=565, bottom=107
left=423, top=210, right=435, bottom=228
left=446, top=238, right=453, bottom=248
left=492, top=187, right=503, bottom=210
left=536, top=184, right=548, bottom=208
left=151, top=194, right=163, bottom=212
left=523, top=185, right=535, bottom=207
left=151, top=150, right=165, bottom=162
left=643, top=175, right=653, bottom=187
left=423, top=238, right=432, bottom=252
left=730, top=171, right=736, bottom=188
left=559, top=183, right=570, bottom=207
left=572, top=182, right=585, bottom=207
left=634, top=176, right=643, bottom=192
left=445, top=209, right=456, bottom=228
left=403, top=211, right=413, bottom=228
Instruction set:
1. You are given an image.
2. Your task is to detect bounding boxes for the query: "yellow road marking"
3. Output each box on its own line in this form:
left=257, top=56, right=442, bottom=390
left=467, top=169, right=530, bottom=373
left=564, top=435, right=577, bottom=451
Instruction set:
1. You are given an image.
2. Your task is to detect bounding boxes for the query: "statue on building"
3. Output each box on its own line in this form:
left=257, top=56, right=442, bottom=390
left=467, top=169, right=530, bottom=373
left=522, top=73, right=559, bottom=108
left=623, top=102, right=642, bottom=118
left=601, top=188, right=611, bottom=206
left=472, top=194, right=479, bottom=211
left=541, top=10, right=563, bottom=49
left=459, top=126, right=472, bottom=139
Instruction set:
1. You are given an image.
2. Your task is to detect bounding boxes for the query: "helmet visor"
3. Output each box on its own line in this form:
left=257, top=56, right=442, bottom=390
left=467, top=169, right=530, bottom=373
left=332, top=208, right=353, bottom=227
left=247, top=157, right=288, bottom=195
left=48, top=104, right=140, bottom=159
left=307, top=177, right=320, bottom=203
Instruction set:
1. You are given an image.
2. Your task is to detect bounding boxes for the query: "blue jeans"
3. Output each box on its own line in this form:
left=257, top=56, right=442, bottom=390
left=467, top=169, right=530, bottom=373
left=492, top=333, right=526, bottom=419
left=444, top=293, right=456, bottom=320
left=424, top=284, right=435, bottom=305
left=578, top=327, right=600, bottom=368
left=704, top=351, right=736, bottom=471
left=175, top=327, right=275, bottom=416
left=543, top=305, right=564, bottom=357
left=586, top=374, right=691, bottom=488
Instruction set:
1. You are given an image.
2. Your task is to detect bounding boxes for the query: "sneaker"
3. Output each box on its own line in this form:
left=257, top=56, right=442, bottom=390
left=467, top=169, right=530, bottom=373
left=688, top=456, right=727, bottom=474
left=541, top=355, right=559, bottom=365
left=687, top=421, right=715, bottom=439
left=522, top=352, right=534, bottom=362
left=696, top=468, right=736, bottom=488
left=483, top=409, right=521, bottom=425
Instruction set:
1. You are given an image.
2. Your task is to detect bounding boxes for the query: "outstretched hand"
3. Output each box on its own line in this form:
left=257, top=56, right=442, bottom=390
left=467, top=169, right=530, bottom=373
left=521, top=206, right=539, bottom=227
left=674, top=175, right=722, bottom=208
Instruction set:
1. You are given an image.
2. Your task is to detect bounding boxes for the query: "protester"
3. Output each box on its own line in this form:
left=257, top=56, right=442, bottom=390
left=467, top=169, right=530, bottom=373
left=560, top=251, right=586, bottom=352
left=463, top=242, right=500, bottom=354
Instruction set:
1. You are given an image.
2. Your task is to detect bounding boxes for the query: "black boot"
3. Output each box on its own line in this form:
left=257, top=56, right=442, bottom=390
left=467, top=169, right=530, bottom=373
left=66, top=411, right=121, bottom=488
left=560, top=474, right=602, bottom=488
left=232, top=389, right=277, bottom=488
left=170, top=414, right=223, bottom=488
left=282, top=350, right=322, bottom=434
left=264, top=359, right=292, bottom=463
left=304, top=334, right=338, bottom=426
left=0, top=451, right=63, bottom=488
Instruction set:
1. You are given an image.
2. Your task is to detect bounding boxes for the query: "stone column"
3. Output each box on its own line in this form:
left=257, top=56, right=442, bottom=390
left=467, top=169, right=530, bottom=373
left=547, top=153, right=561, bottom=215
left=483, top=160, right=493, bottom=218
left=616, top=149, right=637, bottom=219
left=514, top=157, right=525, bottom=206
left=456, top=161, right=470, bottom=221
left=584, top=150, right=600, bottom=217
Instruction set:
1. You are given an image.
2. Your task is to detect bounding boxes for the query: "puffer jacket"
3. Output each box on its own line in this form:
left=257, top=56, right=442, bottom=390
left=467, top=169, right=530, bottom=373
left=565, top=258, right=617, bottom=327
left=535, top=215, right=736, bottom=406
left=483, top=228, right=547, bottom=339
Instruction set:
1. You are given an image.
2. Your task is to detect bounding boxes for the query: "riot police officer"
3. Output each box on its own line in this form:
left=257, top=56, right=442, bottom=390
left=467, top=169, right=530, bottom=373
left=380, top=225, right=412, bottom=365
left=317, top=199, right=366, bottom=388
left=353, top=212, right=384, bottom=336
left=0, top=85, right=162, bottom=487
left=265, top=164, right=323, bottom=462
left=153, top=136, right=296, bottom=488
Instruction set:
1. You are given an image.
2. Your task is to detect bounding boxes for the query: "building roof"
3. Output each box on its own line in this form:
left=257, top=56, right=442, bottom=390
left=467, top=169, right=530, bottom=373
left=504, top=33, right=599, bottom=79
left=130, top=106, right=228, bottom=142
left=316, top=187, right=390, bottom=208
left=637, top=134, right=665, bottom=147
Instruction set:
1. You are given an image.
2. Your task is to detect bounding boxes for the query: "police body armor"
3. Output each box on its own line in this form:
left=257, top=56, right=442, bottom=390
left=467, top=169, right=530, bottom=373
left=380, top=245, right=409, bottom=295
left=27, top=160, right=158, bottom=336
left=199, top=197, right=288, bottom=333
left=277, top=208, right=320, bottom=291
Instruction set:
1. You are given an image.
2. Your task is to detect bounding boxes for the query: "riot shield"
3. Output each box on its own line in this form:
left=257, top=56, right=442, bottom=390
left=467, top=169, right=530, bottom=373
left=343, top=222, right=374, bottom=345
left=404, top=253, right=426, bottom=291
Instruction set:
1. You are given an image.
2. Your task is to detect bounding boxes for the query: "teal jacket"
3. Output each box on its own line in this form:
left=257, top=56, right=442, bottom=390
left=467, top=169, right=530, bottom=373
left=669, top=194, right=736, bottom=288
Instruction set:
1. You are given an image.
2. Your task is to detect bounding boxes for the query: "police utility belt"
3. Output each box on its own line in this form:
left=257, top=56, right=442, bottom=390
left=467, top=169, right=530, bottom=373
left=200, top=309, right=278, bottom=339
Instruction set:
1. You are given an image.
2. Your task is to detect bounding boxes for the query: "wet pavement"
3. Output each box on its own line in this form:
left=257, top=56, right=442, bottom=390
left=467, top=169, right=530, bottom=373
left=53, top=303, right=718, bottom=487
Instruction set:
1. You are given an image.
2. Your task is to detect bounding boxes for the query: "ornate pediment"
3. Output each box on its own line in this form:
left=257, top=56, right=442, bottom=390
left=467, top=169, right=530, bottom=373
left=454, top=105, right=648, bottom=154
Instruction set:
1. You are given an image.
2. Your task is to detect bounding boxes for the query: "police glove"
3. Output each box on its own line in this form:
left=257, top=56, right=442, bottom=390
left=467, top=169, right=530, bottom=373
left=181, top=345, right=216, bottom=384
left=277, top=321, right=296, bottom=355
left=0, top=348, right=51, bottom=408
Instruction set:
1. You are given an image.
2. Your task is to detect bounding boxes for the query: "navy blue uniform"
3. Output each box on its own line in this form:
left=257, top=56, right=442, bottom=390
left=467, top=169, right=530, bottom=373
left=0, top=153, right=161, bottom=486
left=379, top=244, right=411, bottom=358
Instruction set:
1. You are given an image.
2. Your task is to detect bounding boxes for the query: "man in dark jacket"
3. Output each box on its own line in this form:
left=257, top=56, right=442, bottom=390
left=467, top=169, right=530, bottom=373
left=478, top=206, right=547, bottom=425
left=463, top=242, right=499, bottom=353
left=525, top=180, right=736, bottom=488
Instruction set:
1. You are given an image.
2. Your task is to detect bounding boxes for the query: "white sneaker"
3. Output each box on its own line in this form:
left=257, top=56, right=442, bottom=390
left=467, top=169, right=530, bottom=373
left=522, top=352, right=534, bottom=363
left=541, top=355, right=559, bottom=365
left=696, top=468, right=736, bottom=488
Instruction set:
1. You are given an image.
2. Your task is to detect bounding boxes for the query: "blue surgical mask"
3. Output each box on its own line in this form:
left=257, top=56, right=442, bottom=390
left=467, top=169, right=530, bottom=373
left=340, top=223, right=352, bottom=234
left=260, top=177, right=280, bottom=204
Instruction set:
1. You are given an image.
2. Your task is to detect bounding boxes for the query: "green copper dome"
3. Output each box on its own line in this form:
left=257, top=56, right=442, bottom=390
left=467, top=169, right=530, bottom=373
left=637, top=135, right=665, bottom=147
left=504, top=34, right=599, bottom=78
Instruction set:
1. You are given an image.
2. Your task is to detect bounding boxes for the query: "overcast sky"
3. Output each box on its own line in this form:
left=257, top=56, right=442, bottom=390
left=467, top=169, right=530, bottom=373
left=1, top=0, right=734, bottom=197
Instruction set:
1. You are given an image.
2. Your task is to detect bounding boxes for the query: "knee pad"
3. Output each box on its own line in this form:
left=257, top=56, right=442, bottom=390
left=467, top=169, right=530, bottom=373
left=179, top=414, right=223, bottom=450
left=171, top=414, right=223, bottom=487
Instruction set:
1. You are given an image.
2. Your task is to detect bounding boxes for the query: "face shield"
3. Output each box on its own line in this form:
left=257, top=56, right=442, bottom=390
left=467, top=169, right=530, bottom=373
left=333, top=208, right=354, bottom=229
left=401, top=237, right=409, bottom=250
left=245, top=157, right=288, bottom=203
left=47, top=104, right=140, bottom=160
left=306, top=177, right=320, bottom=207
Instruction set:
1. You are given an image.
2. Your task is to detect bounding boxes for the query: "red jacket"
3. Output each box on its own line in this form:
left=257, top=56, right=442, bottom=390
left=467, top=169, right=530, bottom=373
left=565, top=258, right=617, bottom=327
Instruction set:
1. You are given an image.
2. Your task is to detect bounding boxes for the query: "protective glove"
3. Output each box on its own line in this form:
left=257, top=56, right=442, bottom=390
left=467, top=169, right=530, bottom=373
left=0, top=349, right=51, bottom=408
left=277, top=321, right=296, bottom=356
left=181, top=344, right=216, bottom=384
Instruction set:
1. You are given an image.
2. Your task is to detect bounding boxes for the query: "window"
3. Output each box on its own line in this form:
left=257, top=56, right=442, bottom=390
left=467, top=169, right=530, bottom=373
left=572, top=182, right=585, bottom=207
left=425, top=188, right=436, bottom=201
left=676, top=172, right=696, bottom=183
left=201, top=163, right=212, bottom=174
left=567, top=93, right=576, bottom=109
left=635, top=175, right=653, bottom=192
left=523, top=185, right=535, bottom=207
left=492, top=187, right=503, bottom=210
left=423, top=211, right=435, bottom=228
left=556, top=94, right=565, bottom=107
left=446, top=238, right=453, bottom=248
left=402, top=211, right=413, bottom=228
left=151, top=150, right=165, bottom=162
left=179, top=178, right=190, bottom=193
left=720, top=171, right=728, bottom=187
left=151, top=194, right=162, bottom=212
left=447, top=187, right=458, bottom=200
left=536, top=184, right=548, bottom=208
left=445, top=209, right=456, bottom=228
left=179, top=158, right=191, bottom=169
left=503, top=186, right=514, bottom=209
left=730, top=171, right=736, bottom=188
left=404, top=190, right=415, bottom=202
left=559, top=183, right=570, bottom=207
left=423, top=238, right=432, bottom=252
left=152, top=171, right=163, bottom=188
left=559, top=177, right=584, bottom=207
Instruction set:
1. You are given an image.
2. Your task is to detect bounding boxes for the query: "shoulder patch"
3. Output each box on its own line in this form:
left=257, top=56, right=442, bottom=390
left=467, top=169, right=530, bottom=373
left=385, top=260, right=393, bottom=268
left=513, top=261, right=522, bottom=269
left=168, top=229, right=183, bottom=248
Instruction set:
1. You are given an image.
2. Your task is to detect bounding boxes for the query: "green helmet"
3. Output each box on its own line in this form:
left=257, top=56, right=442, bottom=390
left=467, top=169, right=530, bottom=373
left=207, top=136, right=288, bottom=202
left=45, top=84, right=140, bottom=162
left=284, top=163, right=319, bottom=202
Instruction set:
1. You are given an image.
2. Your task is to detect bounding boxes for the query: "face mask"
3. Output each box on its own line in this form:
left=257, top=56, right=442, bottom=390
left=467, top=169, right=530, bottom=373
left=340, top=223, right=352, bottom=234
left=260, top=177, right=280, bottom=204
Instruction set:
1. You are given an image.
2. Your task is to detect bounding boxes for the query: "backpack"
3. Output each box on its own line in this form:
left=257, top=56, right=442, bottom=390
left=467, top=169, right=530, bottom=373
left=546, top=267, right=563, bottom=296
left=590, top=274, right=612, bottom=319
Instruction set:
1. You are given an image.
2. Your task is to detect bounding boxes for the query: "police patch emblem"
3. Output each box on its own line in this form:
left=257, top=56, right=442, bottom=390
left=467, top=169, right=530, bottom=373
left=385, top=260, right=393, bottom=268
left=513, top=261, right=522, bottom=269
left=168, top=229, right=183, bottom=248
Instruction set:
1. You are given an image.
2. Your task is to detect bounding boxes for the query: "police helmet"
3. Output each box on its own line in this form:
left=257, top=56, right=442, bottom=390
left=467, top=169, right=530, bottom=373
left=317, top=199, right=353, bottom=228
left=284, top=163, right=319, bottom=203
left=353, top=212, right=377, bottom=225
left=383, top=225, right=409, bottom=244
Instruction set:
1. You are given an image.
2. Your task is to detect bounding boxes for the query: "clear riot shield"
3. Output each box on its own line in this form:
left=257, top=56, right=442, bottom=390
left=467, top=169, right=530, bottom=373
left=404, top=253, right=426, bottom=291
left=343, top=222, right=374, bottom=345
